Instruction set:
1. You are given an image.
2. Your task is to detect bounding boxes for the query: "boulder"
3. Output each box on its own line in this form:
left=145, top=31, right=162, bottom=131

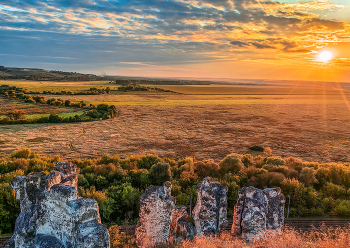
left=232, top=186, right=285, bottom=241
left=192, top=177, right=228, bottom=236
left=135, top=181, right=175, bottom=248
left=169, top=206, right=195, bottom=245
left=2, top=162, right=109, bottom=248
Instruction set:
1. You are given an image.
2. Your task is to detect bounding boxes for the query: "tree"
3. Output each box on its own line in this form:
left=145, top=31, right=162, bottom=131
left=299, top=167, right=318, bottom=187
left=219, top=153, right=243, bottom=175
left=48, top=114, right=62, bottom=123
left=149, top=162, right=172, bottom=185
left=194, top=159, right=220, bottom=179
left=6, top=109, right=25, bottom=121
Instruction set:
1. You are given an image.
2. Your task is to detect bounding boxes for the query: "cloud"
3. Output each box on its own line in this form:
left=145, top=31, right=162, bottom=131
left=0, top=0, right=349, bottom=75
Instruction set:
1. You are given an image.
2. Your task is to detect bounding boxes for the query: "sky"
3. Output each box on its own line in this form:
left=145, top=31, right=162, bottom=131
left=0, top=0, right=350, bottom=82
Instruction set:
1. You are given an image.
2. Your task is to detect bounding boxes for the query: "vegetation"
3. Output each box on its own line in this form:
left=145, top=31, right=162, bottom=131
left=2, top=148, right=350, bottom=235
left=0, top=85, right=119, bottom=124
left=117, top=82, right=177, bottom=93
left=114, top=78, right=210, bottom=85
left=0, top=66, right=106, bottom=81
left=179, top=229, right=350, bottom=248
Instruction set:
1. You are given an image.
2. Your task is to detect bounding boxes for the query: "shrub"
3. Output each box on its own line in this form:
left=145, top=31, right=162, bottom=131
left=12, top=148, right=31, bottom=158
left=333, top=200, right=350, bottom=216
left=219, top=153, right=243, bottom=175
left=249, top=145, right=264, bottom=152
left=149, top=162, right=172, bottom=185
left=48, top=114, right=62, bottom=123
left=86, top=109, right=100, bottom=118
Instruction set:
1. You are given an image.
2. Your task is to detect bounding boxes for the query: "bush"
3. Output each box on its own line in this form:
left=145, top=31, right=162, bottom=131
left=12, top=148, right=31, bottom=158
left=333, top=200, right=350, bottom=216
left=48, top=114, right=62, bottom=123
left=219, top=154, right=243, bottom=175
left=149, top=162, right=172, bottom=185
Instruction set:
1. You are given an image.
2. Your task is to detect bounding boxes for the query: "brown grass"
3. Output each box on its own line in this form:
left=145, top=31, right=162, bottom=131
left=2, top=82, right=350, bottom=163
left=180, top=228, right=350, bottom=248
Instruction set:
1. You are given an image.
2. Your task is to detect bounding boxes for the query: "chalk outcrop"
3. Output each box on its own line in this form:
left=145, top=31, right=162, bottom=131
left=169, top=206, right=195, bottom=244
left=2, top=162, right=110, bottom=248
left=192, top=177, right=228, bottom=236
left=135, top=181, right=175, bottom=248
left=232, top=186, right=285, bottom=241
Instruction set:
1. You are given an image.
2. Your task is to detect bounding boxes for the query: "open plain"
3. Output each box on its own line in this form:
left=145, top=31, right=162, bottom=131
left=1, top=80, right=350, bottom=163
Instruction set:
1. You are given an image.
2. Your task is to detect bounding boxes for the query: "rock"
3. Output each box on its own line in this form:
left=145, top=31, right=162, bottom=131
left=265, top=188, right=285, bottom=231
left=135, top=181, right=175, bottom=248
left=192, top=177, right=228, bottom=236
left=232, top=186, right=285, bottom=241
left=3, top=162, right=110, bottom=248
left=169, top=206, right=195, bottom=245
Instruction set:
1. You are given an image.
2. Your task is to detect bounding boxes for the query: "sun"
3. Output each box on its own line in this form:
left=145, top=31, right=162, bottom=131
left=317, top=50, right=333, bottom=63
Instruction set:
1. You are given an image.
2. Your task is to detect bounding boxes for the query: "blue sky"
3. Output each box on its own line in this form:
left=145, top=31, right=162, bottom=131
left=0, top=0, right=350, bottom=81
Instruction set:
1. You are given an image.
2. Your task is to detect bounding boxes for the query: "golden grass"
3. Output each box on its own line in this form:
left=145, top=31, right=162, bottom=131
left=2, top=81, right=350, bottom=163
left=180, top=229, right=350, bottom=248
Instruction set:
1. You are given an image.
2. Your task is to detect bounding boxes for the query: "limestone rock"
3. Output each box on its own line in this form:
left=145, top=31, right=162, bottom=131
left=2, top=162, right=109, bottom=248
left=232, top=186, right=285, bottom=241
left=169, top=206, right=195, bottom=245
left=265, top=188, right=285, bottom=231
left=192, top=177, right=228, bottom=236
left=135, top=181, right=175, bottom=248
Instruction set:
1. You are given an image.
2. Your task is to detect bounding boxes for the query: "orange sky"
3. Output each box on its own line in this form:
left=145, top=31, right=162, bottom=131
left=0, top=0, right=350, bottom=82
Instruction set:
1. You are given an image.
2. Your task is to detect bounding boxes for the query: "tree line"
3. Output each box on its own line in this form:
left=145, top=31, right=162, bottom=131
left=1, top=148, right=350, bottom=235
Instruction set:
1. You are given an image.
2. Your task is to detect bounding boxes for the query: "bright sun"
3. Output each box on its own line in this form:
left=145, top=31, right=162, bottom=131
left=317, top=50, right=333, bottom=63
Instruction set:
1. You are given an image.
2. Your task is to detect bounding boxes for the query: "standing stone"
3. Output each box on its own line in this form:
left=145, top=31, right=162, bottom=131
left=135, top=181, right=175, bottom=248
left=192, top=177, right=228, bottom=236
left=2, top=162, right=110, bottom=248
left=232, top=186, right=268, bottom=241
left=232, top=186, right=285, bottom=241
left=265, top=188, right=285, bottom=231
left=169, top=206, right=195, bottom=245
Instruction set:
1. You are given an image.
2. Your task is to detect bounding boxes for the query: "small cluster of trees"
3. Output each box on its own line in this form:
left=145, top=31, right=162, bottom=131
left=2, top=148, right=350, bottom=235
left=0, top=103, right=118, bottom=125
left=117, top=82, right=175, bottom=93
left=114, top=79, right=210, bottom=85
left=0, top=85, right=111, bottom=97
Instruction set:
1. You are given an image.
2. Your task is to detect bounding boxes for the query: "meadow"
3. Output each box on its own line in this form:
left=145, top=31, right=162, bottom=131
left=1, top=79, right=350, bottom=163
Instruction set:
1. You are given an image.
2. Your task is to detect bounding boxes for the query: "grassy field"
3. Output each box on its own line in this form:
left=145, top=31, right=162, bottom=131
left=0, top=98, right=83, bottom=118
left=1, top=80, right=350, bottom=162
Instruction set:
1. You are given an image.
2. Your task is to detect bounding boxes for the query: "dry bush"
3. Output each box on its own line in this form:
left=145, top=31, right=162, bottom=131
left=109, top=225, right=136, bottom=248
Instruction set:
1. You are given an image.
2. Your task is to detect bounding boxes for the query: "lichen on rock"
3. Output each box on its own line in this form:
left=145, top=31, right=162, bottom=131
left=2, top=162, right=110, bottom=248
left=135, top=181, right=175, bottom=248
left=192, top=177, right=228, bottom=236
left=169, top=205, right=195, bottom=245
left=232, top=186, right=285, bottom=241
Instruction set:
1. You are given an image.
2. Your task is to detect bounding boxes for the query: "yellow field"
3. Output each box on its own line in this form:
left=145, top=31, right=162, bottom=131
left=1, top=80, right=350, bottom=163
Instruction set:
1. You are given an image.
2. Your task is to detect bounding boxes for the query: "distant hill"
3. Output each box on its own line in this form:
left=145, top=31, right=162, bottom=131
left=0, top=66, right=106, bottom=81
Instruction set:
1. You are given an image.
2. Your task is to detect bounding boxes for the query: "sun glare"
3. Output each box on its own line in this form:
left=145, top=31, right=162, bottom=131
left=317, top=50, right=333, bottom=63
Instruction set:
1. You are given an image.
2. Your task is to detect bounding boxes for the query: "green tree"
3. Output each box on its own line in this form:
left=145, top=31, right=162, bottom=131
left=219, top=153, right=243, bottom=175
left=149, top=162, right=172, bottom=185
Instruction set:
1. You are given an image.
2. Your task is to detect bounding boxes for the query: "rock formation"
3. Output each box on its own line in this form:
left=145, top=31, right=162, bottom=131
left=232, top=186, right=285, bottom=241
left=192, top=177, right=228, bottom=236
left=2, top=162, right=110, bottom=248
left=169, top=206, right=195, bottom=245
left=265, top=188, right=286, bottom=231
left=135, top=181, right=175, bottom=248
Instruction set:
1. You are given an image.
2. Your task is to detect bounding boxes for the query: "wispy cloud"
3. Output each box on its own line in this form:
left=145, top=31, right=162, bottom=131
left=0, top=0, right=349, bottom=80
